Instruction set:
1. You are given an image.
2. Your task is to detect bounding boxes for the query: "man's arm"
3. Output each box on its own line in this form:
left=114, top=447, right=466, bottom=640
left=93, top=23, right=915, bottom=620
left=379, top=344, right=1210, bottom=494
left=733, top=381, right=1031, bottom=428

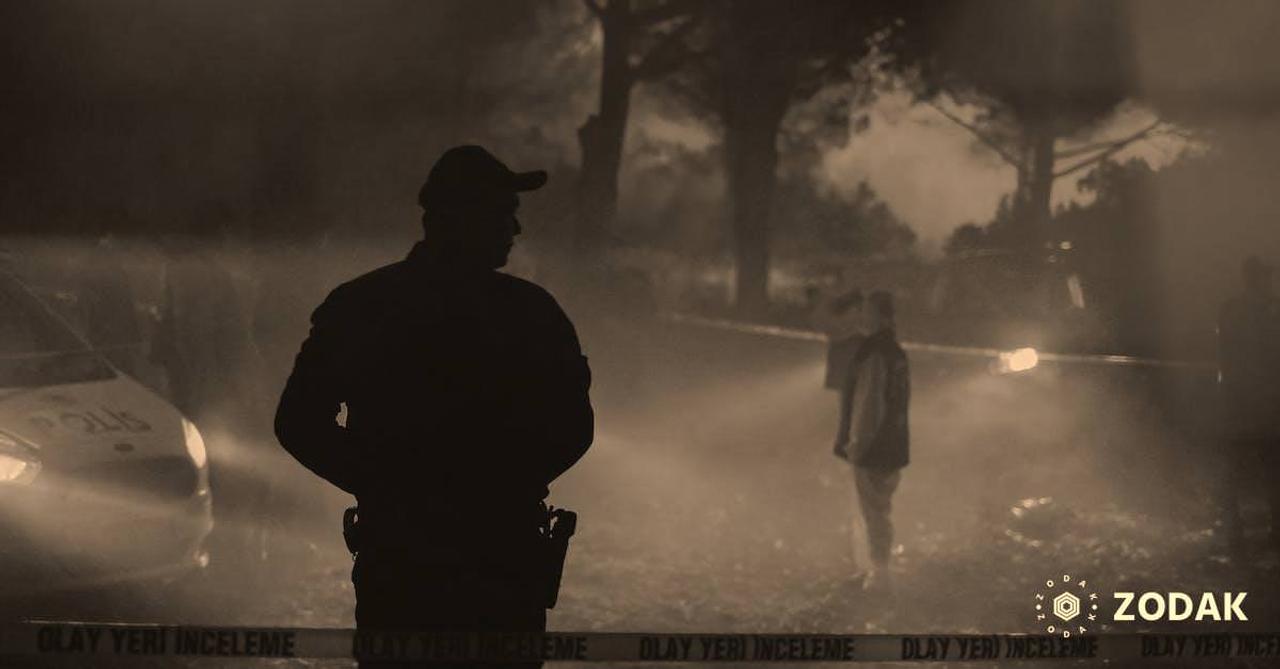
left=274, top=289, right=364, bottom=495
left=527, top=293, right=595, bottom=487
left=849, top=352, right=887, bottom=464
left=835, top=385, right=852, bottom=451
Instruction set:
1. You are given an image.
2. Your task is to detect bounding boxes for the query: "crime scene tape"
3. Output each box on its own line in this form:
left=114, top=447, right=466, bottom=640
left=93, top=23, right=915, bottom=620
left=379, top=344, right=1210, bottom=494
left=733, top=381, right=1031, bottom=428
left=662, top=312, right=1218, bottom=371
left=3, top=623, right=1280, bottom=663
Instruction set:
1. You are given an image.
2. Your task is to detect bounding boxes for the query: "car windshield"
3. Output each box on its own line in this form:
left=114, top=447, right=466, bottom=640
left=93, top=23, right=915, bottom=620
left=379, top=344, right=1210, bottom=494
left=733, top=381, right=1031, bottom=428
left=0, top=276, right=115, bottom=388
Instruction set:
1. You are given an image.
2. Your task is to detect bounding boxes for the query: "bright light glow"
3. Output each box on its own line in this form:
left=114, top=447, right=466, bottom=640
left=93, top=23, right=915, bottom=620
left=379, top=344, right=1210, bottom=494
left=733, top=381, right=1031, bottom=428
left=182, top=418, right=208, bottom=470
left=0, top=452, right=38, bottom=484
left=1006, top=347, right=1040, bottom=373
left=0, top=432, right=41, bottom=484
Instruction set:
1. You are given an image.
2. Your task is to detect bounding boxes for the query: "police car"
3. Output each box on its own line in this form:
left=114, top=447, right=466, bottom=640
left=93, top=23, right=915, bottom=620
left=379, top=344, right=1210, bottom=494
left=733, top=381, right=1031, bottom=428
left=0, top=272, right=212, bottom=596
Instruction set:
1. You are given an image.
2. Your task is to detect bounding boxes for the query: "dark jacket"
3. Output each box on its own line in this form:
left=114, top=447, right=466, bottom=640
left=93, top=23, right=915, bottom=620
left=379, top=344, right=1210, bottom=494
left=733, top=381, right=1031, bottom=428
left=274, top=242, right=593, bottom=540
left=838, top=328, right=909, bottom=469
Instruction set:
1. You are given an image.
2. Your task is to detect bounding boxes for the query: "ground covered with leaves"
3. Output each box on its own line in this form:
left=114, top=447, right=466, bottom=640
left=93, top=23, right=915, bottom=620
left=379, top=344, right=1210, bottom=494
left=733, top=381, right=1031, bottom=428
left=16, top=321, right=1280, bottom=667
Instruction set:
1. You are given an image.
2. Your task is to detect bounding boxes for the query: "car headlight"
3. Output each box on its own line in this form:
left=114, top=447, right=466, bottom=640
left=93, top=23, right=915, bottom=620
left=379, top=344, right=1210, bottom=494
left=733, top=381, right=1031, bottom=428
left=996, top=347, right=1040, bottom=374
left=0, top=431, right=41, bottom=485
left=182, top=418, right=208, bottom=470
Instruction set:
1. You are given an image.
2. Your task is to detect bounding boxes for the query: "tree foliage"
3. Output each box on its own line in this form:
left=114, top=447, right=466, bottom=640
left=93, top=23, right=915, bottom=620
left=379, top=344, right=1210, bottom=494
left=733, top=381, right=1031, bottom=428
left=891, top=0, right=1142, bottom=245
left=651, top=0, right=912, bottom=312
left=573, top=0, right=708, bottom=265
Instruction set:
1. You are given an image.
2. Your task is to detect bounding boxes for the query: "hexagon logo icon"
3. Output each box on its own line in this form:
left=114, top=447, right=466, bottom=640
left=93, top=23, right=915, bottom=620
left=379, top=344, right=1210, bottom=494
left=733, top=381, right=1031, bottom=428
left=1053, top=591, right=1081, bottom=622
left=1034, top=573, right=1099, bottom=637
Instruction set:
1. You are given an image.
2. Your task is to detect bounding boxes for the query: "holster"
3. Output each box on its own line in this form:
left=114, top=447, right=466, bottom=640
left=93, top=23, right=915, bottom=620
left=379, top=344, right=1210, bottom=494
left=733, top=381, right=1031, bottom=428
left=540, top=503, right=577, bottom=609
left=343, top=506, right=361, bottom=555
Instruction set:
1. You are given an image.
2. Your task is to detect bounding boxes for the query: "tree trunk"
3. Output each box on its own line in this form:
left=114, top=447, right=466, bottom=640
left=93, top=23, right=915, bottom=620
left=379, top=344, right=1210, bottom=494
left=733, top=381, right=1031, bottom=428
left=575, top=0, right=634, bottom=267
left=721, top=40, right=792, bottom=317
left=1025, top=122, right=1056, bottom=247
left=1009, top=121, right=1056, bottom=250
left=724, top=118, right=783, bottom=317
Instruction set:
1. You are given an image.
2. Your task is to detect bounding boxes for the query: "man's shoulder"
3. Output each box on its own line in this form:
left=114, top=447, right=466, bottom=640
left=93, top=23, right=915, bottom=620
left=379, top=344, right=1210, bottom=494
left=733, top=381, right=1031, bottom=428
left=341, top=260, right=412, bottom=291
left=493, top=271, right=553, bottom=297
left=857, top=332, right=901, bottom=356
left=313, top=260, right=411, bottom=314
left=491, top=272, right=567, bottom=313
left=492, top=274, right=581, bottom=348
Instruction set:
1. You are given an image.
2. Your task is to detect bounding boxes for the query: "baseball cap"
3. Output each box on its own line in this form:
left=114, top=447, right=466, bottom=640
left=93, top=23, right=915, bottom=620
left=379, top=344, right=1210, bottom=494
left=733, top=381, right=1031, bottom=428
left=417, top=145, right=548, bottom=210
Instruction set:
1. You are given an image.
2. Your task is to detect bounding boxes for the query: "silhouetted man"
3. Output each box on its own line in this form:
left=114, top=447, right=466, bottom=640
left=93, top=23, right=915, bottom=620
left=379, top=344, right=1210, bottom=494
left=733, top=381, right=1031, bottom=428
left=834, top=291, right=909, bottom=593
left=1217, top=256, right=1280, bottom=558
left=275, top=146, right=593, bottom=666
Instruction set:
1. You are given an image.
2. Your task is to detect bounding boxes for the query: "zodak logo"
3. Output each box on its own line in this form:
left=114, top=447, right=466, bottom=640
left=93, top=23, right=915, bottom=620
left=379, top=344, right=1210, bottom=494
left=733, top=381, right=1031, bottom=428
left=1034, top=574, right=1099, bottom=637
left=1113, top=592, right=1248, bottom=622
left=1033, top=572, right=1249, bottom=632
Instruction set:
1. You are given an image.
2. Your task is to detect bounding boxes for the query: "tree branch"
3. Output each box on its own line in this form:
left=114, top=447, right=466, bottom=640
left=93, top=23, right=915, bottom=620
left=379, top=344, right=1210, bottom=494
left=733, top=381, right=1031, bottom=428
left=925, top=100, right=1022, bottom=168
left=633, top=0, right=697, bottom=27
left=1054, top=119, right=1164, bottom=160
left=1055, top=139, right=1121, bottom=160
left=631, top=14, right=700, bottom=80
left=1053, top=120, right=1166, bottom=179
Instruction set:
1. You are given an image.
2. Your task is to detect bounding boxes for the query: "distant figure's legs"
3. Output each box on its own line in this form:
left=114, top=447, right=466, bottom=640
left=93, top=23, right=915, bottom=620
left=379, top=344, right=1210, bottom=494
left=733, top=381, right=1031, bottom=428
left=1221, top=439, right=1270, bottom=559
left=846, top=465, right=872, bottom=574
left=1221, top=443, right=1247, bottom=558
left=853, top=466, right=901, bottom=569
